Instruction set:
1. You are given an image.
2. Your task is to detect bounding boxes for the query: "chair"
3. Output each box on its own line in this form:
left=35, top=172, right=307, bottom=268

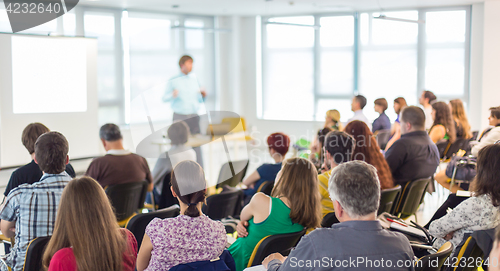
left=256, top=181, right=274, bottom=196
left=158, top=172, right=179, bottom=210
left=204, top=190, right=244, bottom=220
left=216, top=160, right=249, bottom=188
left=414, top=242, right=453, bottom=271
left=23, top=236, right=51, bottom=271
left=375, top=129, right=392, bottom=150
left=247, top=229, right=306, bottom=267
left=321, top=212, right=339, bottom=228
left=125, top=205, right=180, bottom=248
left=392, top=178, right=431, bottom=221
left=105, top=180, right=149, bottom=226
left=437, top=138, right=472, bottom=161
left=378, top=185, right=401, bottom=215
left=449, top=236, right=484, bottom=271
left=170, top=250, right=236, bottom=271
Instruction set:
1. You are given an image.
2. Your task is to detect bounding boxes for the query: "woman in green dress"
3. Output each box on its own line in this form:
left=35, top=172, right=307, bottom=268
left=228, top=158, right=322, bottom=271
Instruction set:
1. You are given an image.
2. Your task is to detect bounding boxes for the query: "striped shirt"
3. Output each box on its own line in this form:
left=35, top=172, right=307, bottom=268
left=0, top=172, right=71, bottom=271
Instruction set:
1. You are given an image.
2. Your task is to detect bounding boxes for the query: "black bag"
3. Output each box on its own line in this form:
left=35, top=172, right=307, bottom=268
left=445, top=155, right=477, bottom=181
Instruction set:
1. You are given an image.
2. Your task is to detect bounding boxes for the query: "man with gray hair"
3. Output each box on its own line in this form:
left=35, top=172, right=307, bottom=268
left=263, top=161, right=414, bottom=271
left=86, top=123, right=153, bottom=190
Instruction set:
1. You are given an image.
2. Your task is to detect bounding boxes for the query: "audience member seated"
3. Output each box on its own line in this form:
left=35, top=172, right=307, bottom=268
left=150, top=121, right=196, bottom=204
left=434, top=106, right=500, bottom=193
left=344, top=121, right=395, bottom=189
left=308, top=127, right=332, bottom=170
left=449, top=99, right=473, bottom=139
left=43, top=177, right=138, bottom=271
left=4, top=123, right=75, bottom=198
left=86, top=123, right=153, bottom=190
left=489, top=225, right=500, bottom=271
left=228, top=158, right=321, bottom=271
left=429, top=144, right=500, bottom=251
left=385, top=97, right=407, bottom=151
left=471, top=106, right=500, bottom=156
left=385, top=106, right=440, bottom=186
left=429, top=101, right=457, bottom=144
left=419, top=90, right=437, bottom=130
left=372, top=98, right=391, bottom=134
left=347, top=95, right=369, bottom=126
left=263, top=161, right=414, bottom=271
left=242, top=133, right=289, bottom=199
left=137, top=161, right=227, bottom=271
left=318, top=131, right=355, bottom=216
left=0, top=132, right=72, bottom=271
left=324, top=109, right=343, bottom=131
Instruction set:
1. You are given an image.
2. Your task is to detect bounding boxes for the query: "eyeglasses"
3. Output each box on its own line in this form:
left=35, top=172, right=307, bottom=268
left=495, top=140, right=500, bottom=144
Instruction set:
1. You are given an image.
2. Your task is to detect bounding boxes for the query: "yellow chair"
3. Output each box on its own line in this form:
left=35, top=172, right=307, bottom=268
left=414, top=242, right=453, bottom=271
left=221, top=117, right=247, bottom=133
left=246, top=229, right=306, bottom=268
left=453, top=236, right=484, bottom=271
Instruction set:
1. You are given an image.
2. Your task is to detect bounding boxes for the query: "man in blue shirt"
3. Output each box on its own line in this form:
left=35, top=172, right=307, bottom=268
left=163, top=55, right=206, bottom=166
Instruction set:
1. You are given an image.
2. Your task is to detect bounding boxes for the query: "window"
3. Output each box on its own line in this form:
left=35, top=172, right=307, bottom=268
left=262, top=16, right=315, bottom=121
left=359, top=11, right=419, bottom=122
left=84, top=12, right=121, bottom=125
left=424, top=10, right=467, bottom=97
left=260, top=8, right=471, bottom=123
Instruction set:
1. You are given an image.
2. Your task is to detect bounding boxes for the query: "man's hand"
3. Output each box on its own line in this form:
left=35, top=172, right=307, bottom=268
left=173, top=89, right=179, bottom=98
left=237, top=220, right=249, bottom=238
left=200, top=89, right=207, bottom=98
left=263, top=253, right=287, bottom=268
left=444, top=231, right=455, bottom=240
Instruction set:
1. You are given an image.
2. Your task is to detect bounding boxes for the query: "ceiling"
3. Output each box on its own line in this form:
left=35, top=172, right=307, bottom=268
left=77, top=0, right=488, bottom=16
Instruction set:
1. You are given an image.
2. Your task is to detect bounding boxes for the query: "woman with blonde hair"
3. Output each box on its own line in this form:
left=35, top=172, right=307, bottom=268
left=228, top=158, right=322, bottom=271
left=449, top=99, right=472, bottom=139
left=325, top=109, right=343, bottom=131
left=43, top=177, right=137, bottom=271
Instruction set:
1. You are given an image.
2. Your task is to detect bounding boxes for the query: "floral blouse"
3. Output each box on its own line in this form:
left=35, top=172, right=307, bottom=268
left=145, top=214, right=227, bottom=271
left=429, top=194, right=500, bottom=250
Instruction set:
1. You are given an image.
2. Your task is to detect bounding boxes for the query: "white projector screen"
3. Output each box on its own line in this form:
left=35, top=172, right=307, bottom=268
left=12, top=36, right=87, bottom=114
left=0, top=34, right=100, bottom=168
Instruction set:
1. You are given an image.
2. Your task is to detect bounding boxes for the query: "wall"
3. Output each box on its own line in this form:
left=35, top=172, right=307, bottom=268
left=478, top=1, right=500, bottom=129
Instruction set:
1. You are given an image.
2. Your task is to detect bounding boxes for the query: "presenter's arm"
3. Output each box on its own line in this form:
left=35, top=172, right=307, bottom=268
left=162, top=80, right=177, bottom=102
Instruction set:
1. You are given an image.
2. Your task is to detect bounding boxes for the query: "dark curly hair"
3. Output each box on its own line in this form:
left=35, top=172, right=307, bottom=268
left=473, top=144, right=500, bottom=207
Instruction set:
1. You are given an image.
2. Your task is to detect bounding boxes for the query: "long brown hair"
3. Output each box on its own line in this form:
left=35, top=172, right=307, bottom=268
left=394, top=97, right=407, bottom=115
left=344, top=121, right=394, bottom=189
left=43, top=177, right=128, bottom=271
left=450, top=99, right=472, bottom=139
left=472, top=144, right=500, bottom=206
left=271, top=158, right=321, bottom=228
left=431, top=101, right=457, bottom=143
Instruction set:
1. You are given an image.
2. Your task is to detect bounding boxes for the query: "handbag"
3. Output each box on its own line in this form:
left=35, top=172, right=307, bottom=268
left=445, top=155, right=477, bottom=182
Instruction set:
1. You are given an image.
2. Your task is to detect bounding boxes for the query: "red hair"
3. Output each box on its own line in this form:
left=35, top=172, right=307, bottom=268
left=267, top=133, right=290, bottom=156
left=344, top=121, right=394, bottom=189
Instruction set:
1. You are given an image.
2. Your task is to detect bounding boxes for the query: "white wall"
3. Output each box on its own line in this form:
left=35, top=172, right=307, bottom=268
left=478, top=1, right=500, bottom=129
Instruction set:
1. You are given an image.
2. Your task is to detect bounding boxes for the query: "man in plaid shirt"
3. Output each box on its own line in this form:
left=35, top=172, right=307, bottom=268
left=0, top=131, right=72, bottom=271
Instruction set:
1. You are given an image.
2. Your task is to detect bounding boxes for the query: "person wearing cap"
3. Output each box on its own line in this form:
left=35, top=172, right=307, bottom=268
left=324, top=109, right=343, bottom=131
left=85, top=123, right=153, bottom=191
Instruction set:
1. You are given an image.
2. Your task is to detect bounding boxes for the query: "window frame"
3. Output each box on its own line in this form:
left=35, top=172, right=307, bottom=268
left=259, top=6, right=472, bottom=121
